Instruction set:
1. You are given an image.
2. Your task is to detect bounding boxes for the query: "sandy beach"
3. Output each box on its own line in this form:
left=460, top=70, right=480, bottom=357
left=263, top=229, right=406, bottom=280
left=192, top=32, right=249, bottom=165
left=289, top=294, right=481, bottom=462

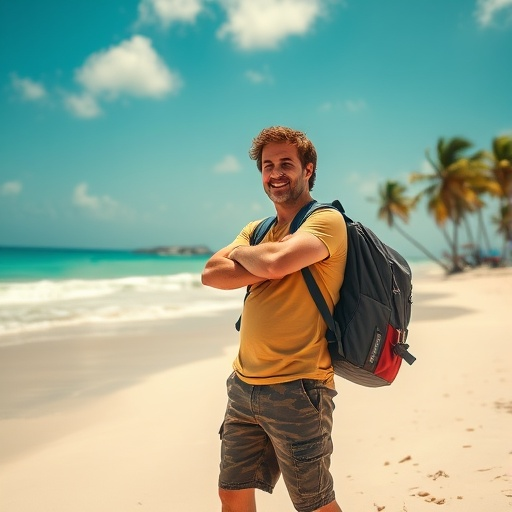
left=1, top=266, right=511, bottom=511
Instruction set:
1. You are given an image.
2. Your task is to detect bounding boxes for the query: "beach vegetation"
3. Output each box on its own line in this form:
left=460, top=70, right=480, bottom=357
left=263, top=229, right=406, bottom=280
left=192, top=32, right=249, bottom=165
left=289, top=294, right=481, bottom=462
left=377, top=135, right=512, bottom=274
left=409, top=137, right=495, bottom=273
left=488, top=135, right=512, bottom=260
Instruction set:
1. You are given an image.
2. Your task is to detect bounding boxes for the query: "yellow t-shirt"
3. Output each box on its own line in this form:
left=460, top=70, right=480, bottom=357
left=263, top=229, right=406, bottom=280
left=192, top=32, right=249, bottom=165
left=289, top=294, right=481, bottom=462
left=232, top=208, right=347, bottom=385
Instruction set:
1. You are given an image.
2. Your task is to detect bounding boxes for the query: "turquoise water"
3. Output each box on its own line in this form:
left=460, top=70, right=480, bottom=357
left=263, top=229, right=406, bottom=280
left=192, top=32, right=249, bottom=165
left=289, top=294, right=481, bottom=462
left=0, top=246, right=246, bottom=341
left=0, top=247, right=210, bottom=281
left=0, top=246, right=435, bottom=342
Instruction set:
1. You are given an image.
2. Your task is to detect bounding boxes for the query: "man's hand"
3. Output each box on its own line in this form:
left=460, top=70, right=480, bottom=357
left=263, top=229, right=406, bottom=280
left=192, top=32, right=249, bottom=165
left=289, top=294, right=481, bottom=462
left=201, top=242, right=267, bottom=290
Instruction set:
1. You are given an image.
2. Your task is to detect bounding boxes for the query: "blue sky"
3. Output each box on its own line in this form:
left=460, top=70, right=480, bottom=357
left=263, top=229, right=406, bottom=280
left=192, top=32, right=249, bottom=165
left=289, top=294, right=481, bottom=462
left=1, top=0, right=511, bottom=259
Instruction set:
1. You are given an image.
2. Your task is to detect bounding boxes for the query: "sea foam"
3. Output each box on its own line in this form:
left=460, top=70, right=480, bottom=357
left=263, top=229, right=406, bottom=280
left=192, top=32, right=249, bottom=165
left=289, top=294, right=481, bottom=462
left=0, top=273, right=245, bottom=341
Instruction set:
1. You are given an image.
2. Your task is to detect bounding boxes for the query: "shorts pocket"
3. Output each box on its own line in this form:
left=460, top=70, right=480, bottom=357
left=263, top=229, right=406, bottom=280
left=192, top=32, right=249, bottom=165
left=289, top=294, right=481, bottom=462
left=291, top=434, right=325, bottom=496
left=300, top=379, right=322, bottom=413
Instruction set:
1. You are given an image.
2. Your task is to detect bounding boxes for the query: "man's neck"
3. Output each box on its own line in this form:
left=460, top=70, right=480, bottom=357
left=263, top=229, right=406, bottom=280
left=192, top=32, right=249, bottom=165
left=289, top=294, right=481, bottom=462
left=274, top=194, right=314, bottom=226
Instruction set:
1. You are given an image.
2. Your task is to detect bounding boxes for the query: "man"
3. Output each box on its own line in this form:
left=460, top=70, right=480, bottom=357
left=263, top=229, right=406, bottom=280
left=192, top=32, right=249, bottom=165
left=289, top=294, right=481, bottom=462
left=202, top=126, right=347, bottom=512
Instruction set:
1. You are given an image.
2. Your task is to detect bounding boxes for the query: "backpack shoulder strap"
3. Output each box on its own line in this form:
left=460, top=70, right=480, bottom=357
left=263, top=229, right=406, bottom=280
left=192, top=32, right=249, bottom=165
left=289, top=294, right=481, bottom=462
left=292, top=199, right=346, bottom=347
left=301, top=266, right=342, bottom=347
left=290, top=199, right=349, bottom=233
left=251, top=216, right=277, bottom=245
left=331, top=199, right=354, bottom=224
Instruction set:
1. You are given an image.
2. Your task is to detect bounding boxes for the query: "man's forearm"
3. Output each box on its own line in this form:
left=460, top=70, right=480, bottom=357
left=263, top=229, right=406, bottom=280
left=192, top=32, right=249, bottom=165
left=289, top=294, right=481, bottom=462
left=201, top=253, right=266, bottom=290
left=228, top=244, right=283, bottom=280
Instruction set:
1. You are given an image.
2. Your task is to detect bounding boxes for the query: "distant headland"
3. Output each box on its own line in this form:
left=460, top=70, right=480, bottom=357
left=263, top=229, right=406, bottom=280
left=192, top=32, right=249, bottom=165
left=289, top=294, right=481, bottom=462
left=134, top=245, right=213, bottom=256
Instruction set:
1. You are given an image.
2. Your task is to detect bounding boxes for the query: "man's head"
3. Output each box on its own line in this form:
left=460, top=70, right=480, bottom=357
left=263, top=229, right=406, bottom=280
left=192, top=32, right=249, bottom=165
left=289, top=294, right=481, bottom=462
left=249, top=126, right=317, bottom=190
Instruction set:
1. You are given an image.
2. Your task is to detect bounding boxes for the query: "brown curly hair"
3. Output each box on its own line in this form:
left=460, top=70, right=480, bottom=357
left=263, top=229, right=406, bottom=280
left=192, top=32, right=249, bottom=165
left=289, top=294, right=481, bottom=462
left=248, top=126, right=317, bottom=190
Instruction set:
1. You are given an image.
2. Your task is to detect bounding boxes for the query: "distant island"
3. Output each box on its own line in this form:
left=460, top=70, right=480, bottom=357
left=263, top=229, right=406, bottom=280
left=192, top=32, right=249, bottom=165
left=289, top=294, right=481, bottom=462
left=134, top=245, right=213, bottom=256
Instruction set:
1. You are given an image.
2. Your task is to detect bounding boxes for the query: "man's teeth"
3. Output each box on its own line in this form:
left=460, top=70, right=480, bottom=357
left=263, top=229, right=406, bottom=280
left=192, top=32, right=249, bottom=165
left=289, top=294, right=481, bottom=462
left=271, top=182, right=288, bottom=188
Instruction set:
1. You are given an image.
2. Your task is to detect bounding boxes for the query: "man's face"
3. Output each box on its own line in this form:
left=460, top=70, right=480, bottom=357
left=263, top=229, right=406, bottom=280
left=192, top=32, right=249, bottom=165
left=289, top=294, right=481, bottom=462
left=261, top=142, right=312, bottom=205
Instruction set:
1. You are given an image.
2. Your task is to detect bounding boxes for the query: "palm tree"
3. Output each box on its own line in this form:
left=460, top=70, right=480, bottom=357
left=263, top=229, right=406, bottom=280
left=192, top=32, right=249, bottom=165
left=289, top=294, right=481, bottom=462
left=489, top=135, right=512, bottom=261
left=464, top=157, right=502, bottom=261
left=492, top=204, right=512, bottom=262
left=377, top=180, right=450, bottom=272
left=410, top=137, right=492, bottom=273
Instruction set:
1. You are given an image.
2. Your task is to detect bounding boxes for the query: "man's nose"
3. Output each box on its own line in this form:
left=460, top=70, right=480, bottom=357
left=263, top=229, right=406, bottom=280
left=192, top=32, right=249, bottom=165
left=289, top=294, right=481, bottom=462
left=270, top=167, right=285, bottom=177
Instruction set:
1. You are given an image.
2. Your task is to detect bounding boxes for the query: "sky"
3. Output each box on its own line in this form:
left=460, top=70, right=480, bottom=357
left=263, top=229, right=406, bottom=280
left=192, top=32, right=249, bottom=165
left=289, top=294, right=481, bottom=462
left=1, top=0, right=511, bottom=260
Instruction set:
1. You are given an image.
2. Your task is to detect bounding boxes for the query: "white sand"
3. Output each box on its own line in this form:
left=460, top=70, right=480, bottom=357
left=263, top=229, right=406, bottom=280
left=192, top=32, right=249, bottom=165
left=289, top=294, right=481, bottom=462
left=1, top=267, right=511, bottom=511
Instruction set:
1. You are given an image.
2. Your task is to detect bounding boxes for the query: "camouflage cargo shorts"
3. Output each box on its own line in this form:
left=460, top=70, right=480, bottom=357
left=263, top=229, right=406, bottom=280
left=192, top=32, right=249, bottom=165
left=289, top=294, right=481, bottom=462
left=218, top=372, right=338, bottom=512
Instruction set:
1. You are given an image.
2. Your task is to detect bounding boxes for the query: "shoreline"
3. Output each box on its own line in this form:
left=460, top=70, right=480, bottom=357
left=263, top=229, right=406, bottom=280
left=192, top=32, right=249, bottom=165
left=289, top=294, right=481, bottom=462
left=1, top=267, right=511, bottom=511
left=0, top=260, right=489, bottom=342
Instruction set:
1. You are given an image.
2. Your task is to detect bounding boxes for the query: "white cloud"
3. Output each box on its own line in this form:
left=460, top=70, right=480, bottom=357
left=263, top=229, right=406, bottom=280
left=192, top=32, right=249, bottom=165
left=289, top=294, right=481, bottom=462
left=63, top=35, right=181, bottom=119
left=214, top=154, right=242, bottom=173
left=345, top=99, right=367, bottom=112
left=317, top=99, right=367, bottom=113
left=318, top=101, right=336, bottom=112
left=1, top=181, right=23, bottom=196
left=347, top=172, right=380, bottom=197
left=137, top=0, right=204, bottom=26
left=216, top=0, right=328, bottom=50
left=10, top=74, right=47, bottom=101
left=245, top=68, right=274, bottom=84
left=73, top=183, right=126, bottom=219
left=75, top=35, right=181, bottom=100
left=475, top=0, right=512, bottom=26
left=64, top=92, right=102, bottom=119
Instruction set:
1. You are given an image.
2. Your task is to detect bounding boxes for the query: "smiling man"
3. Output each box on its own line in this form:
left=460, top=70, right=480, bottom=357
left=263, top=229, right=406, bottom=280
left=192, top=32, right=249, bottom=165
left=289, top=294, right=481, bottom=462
left=202, top=126, right=347, bottom=512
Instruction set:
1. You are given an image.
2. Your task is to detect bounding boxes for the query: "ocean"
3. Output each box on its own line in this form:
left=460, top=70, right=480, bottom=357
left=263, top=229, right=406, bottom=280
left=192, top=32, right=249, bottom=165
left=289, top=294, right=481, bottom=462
left=0, top=247, right=439, bottom=346
left=0, top=247, right=245, bottom=344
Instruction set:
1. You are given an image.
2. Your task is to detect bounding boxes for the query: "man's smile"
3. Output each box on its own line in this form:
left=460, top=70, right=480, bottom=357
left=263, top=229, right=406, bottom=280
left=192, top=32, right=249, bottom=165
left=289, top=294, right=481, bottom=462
left=269, top=180, right=289, bottom=189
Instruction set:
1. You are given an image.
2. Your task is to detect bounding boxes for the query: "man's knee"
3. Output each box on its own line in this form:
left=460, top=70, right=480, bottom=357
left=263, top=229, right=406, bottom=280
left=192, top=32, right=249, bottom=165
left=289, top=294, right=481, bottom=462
left=315, top=499, right=342, bottom=512
left=218, top=487, right=256, bottom=512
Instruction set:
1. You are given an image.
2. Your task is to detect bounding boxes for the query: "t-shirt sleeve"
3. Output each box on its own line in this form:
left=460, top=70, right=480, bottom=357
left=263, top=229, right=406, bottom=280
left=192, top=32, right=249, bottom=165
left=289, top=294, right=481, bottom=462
left=299, top=209, right=346, bottom=257
left=231, top=220, right=263, bottom=247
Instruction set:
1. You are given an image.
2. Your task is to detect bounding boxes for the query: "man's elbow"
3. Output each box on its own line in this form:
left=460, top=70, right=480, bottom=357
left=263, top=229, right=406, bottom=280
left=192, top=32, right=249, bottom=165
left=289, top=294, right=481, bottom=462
left=201, top=267, right=235, bottom=290
left=262, top=259, right=287, bottom=280
left=201, top=266, right=216, bottom=287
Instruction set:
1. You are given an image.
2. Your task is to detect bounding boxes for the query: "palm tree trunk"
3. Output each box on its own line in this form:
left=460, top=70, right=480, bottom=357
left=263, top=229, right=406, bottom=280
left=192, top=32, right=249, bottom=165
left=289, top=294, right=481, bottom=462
left=441, top=225, right=455, bottom=264
left=451, top=221, right=464, bottom=273
left=477, top=209, right=492, bottom=254
left=394, top=223, right=450, bottom=272
left=462, top=215, right=475, bottom=247
left=462, top=214, right=479, bottom=267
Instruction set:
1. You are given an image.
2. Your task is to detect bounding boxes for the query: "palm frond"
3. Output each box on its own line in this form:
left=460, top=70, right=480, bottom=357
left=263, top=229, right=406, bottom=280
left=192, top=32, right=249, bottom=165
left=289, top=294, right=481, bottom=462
left=493, top=135, right=512, bottom=161
left=410, top=172, right=436, bottom=183
left=438, top=137, right=473, bottom=168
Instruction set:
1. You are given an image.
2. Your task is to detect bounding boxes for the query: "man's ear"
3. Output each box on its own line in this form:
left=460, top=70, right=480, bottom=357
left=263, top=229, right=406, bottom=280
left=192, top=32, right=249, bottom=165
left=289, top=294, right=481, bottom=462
left=304, top=163, right=314, bottom=178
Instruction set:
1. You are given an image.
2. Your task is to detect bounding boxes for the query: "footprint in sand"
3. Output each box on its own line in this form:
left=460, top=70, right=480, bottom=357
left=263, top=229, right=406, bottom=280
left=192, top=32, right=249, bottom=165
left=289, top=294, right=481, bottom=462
left=414, top=491, right=447, bottom=505
left=428, top=470, right=449, bottom=480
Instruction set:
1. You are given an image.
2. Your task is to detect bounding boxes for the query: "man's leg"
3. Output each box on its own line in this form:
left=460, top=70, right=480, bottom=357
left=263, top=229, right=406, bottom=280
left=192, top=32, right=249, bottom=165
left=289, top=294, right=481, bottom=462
left=315, top=499, right=342, bottom=512
left=257, top=379, right=339, bottom=512
left=218, top=375, right=280, bottom=510
left=219, top=488, right=256, bottom=512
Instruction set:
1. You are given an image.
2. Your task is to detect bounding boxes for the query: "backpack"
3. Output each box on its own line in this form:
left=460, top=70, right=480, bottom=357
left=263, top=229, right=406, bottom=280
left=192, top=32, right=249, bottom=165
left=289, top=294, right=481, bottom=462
left=238, top=199, right=415, bottom=387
